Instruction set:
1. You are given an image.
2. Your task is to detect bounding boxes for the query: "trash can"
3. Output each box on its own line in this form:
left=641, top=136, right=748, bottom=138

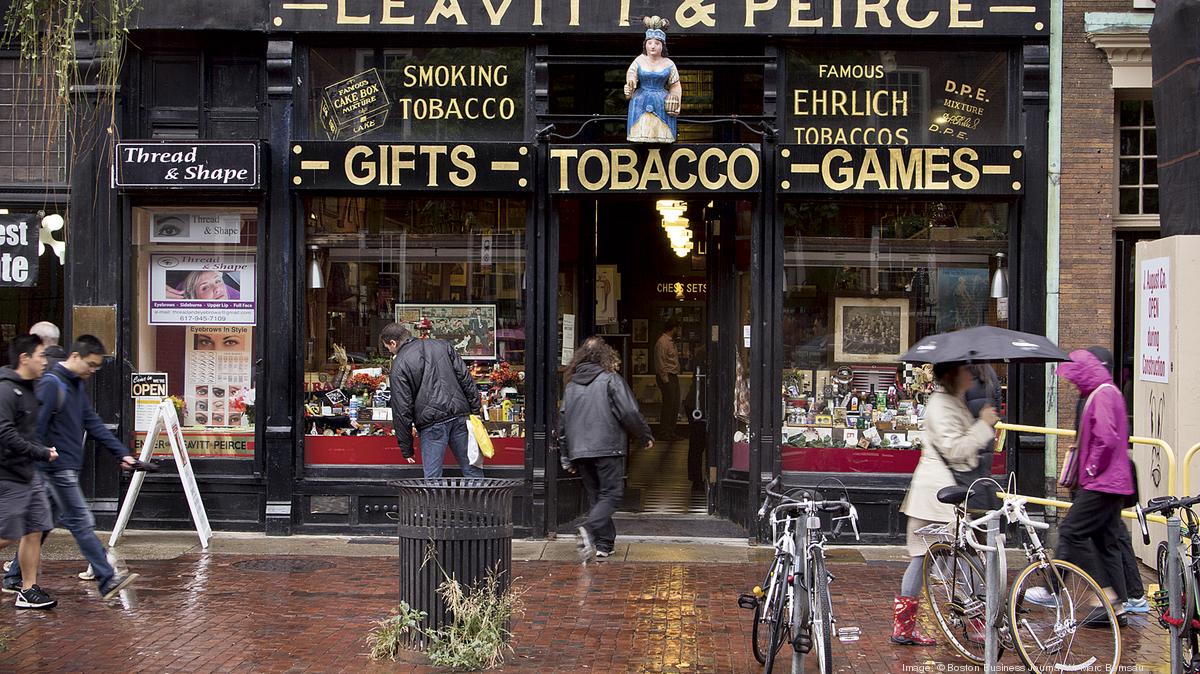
left=389, top=477, right=523, bottom=647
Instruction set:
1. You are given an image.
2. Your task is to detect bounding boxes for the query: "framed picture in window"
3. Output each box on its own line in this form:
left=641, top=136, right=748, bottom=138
left=395, top=304, right=497, bottom=360
left=833, top=297, right=909, bottom=364
left=632, top=319, right=649, bottom=343
left=632, top=348, right=649, bottom=374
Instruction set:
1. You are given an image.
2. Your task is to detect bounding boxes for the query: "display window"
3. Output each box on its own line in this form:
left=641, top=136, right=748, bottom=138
left=131, top=206, right=259, bottom=459
left=303, top=196, right=526, bottom=466
left=779, top=199, right=1010, bottom=473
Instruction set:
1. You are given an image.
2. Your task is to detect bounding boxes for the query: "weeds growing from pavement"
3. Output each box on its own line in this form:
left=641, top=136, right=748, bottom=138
left=366, top=602, right=426, bottom=661
left=426, top=567, right=526, bottom=670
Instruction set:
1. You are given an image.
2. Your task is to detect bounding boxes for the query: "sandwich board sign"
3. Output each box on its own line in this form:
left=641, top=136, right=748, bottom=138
left=110, top=399, right=212, bottom=548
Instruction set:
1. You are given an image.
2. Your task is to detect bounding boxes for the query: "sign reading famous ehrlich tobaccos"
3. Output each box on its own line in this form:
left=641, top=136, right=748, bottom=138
left=270, top=1, right=1049, bottom=37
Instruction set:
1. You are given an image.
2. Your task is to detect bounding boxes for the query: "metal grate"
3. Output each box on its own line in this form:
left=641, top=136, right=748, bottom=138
left=0, top=58, right=68, bottom=185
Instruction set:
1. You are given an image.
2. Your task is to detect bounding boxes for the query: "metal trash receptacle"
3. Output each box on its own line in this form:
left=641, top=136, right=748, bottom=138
left=388, top=477, right=522, bottom=647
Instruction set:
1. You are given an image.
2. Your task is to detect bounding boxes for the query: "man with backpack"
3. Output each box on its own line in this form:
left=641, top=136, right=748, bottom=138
left=1, top=335, right=139, bottom=600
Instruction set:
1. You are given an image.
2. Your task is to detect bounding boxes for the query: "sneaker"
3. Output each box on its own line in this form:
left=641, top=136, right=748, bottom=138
left=1080, top=606, right=1127, bottom=628
left=595, top=549, right=613, bottom=559
left=78, top=565, right=95, bottom=581
left=100, top=573, right=139, bottom=600
left=14, top=584, right=57, bottom=609
left=1023, top=586, right=1059, bottom=608
left=1124, top=596, right=1151, bottom=614
left=2, top=561, right=9, bottom=573
left=1, top=577, right=20, bottom=594
left=577, top=526, right=596, bottom=564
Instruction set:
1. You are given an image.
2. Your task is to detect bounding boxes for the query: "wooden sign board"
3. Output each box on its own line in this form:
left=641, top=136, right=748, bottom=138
left=110, top=400, right=212, bottom=549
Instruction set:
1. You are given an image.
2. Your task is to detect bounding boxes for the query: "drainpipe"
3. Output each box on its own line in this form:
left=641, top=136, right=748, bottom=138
left=1044, top=0, right=1064, bottom=501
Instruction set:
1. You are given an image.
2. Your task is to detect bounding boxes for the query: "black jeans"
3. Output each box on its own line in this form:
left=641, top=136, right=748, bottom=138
left=1057, top=489, right=1128, bottom=601
left=1116, top=518, right=1145, bottom=599
left=577, top=455, right=624, bottom=553
left=658, top=374, right=679, bottom=439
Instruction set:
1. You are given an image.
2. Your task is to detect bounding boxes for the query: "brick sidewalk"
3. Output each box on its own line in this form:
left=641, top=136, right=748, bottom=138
left=0, top=555, right=1169, bottom=673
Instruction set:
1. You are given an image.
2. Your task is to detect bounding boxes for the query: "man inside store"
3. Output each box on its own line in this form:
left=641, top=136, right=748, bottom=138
left=654, top=321, right=681, bottom=442
left=2, top=335, right=140, bottom=601
left=0, top=334, right=58, bottom=609
left=381, top=322, right=484, bottom=478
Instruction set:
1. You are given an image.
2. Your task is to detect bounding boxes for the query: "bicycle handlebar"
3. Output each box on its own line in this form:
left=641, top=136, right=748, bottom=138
left=1136, top=494, right=1200, bottom=545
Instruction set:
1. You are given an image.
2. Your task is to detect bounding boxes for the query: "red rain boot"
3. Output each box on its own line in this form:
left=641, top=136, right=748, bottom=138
left=890, top=596, right=937, bottom=646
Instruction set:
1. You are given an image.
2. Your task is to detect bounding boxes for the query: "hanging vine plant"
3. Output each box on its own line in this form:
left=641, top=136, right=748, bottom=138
left=3, top=0, right=140, bottom=156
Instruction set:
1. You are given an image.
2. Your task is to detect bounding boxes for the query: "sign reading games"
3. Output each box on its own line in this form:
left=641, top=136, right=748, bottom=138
left=778, top=145, right=1024, bottom=195
left=270, top=1, right=1048, bottom=37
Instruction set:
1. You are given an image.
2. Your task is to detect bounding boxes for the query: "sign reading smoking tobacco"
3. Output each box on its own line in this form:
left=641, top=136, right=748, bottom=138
left=0, top=215, right=39, bottom=288
left=320, top=69, right=391, bottom=140
left=269, top=1, right=1049, bottom=37
left=549, top=145, right=761, bottom=193
left=114, top=141, right=261, bottom=189
left=777, top=145, right=1024, bottom=195
left=290, top=141, right=533, bottom=191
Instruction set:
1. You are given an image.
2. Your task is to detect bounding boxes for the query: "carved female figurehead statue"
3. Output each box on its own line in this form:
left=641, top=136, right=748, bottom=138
left=624, top=16, right=682, bottom=144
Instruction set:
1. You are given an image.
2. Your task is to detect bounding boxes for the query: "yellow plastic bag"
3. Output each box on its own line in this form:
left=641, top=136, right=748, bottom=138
left=468, top=415, right=494, bottom=459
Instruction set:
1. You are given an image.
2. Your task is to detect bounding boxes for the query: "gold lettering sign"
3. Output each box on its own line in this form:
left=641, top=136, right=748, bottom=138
left=270, top=1, right=1048, bottom=37
left=780, top=144, right=1021, bottom=194
left=291, top=141, right=531, bottom=192
left=550, top=145, right=761, bottom=193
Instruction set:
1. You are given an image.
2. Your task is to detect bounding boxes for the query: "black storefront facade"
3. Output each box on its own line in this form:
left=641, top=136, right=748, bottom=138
left=62, top=0, right=1052, bottom=540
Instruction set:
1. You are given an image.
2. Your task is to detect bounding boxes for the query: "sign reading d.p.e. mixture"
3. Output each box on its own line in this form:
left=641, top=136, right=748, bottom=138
left=114, top=141, right=260, bottom=189
left=0, top=215, right=39, bottom=288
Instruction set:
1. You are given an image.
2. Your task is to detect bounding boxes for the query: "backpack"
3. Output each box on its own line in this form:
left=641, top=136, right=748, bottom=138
left=39, top=369, right=69, bottom=423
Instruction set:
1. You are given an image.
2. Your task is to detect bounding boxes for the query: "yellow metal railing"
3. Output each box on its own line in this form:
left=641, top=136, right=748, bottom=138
left=1184, top=443, right=1200, bottom=496
left=994, top=491, right=1171, bottom=526
left=995, top=422, right=1178, bottom=497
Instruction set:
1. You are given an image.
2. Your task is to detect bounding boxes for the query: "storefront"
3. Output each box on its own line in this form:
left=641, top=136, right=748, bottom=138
left=86, top=0, right=1052, bottom=539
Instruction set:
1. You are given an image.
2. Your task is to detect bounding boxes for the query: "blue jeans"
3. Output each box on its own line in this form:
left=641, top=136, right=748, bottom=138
left=5, top=469, right=115, bottom=588
left=418, top=416, right=482, bottom=478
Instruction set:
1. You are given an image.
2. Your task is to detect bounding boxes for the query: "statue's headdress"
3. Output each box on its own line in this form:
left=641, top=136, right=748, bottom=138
left=643, top=16, right=669, bottom=42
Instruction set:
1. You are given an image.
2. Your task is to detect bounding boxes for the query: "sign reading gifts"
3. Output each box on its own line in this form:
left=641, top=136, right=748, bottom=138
left=291, top=141, right=532, bottom=191
left=269, top=1, right=1049, bottom=37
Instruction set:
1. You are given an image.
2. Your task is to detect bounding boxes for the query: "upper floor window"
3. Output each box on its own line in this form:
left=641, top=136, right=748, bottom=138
left=132, top=41, right=264, bottom=140
left=0, top=58, right=68, bottom=185
left=1118, top=99, right=1158, bottom=216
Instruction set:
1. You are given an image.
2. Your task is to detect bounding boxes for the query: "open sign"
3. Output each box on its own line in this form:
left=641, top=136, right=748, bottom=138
left=131, top=373, right=168, bottom=399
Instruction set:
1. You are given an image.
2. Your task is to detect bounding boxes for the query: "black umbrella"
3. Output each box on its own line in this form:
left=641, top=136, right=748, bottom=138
left=900, top=326, right=1069, bottom=365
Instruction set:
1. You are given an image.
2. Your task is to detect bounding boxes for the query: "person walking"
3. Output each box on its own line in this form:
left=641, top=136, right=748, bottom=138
left=29, top=322, right=67, bottom=368
left=382, top=322, right=483, bottom=478
left=653, top=321, right=681, bottom=441
left=560, top=337, right=653, bottom=562
left=1, top=336, right=139, bottom=600
left=0, top=334, right=59, bottom=609
left=1027, top=348, right=1135, bottom=626
left=894, top=362, right=999, bottom=646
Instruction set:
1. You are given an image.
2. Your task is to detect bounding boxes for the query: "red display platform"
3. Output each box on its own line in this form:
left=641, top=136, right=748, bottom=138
left=731, top=441, right=1005, bottom=475
left=304, top=435, right=525, bottom=466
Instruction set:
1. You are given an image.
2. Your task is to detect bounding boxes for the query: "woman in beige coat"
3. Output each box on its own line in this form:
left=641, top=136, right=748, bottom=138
left=891, top=362, right=999, bottom=646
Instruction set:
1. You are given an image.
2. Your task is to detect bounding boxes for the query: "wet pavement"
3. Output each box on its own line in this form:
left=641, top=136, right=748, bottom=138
left=0, top=534, right=1172, bottom=673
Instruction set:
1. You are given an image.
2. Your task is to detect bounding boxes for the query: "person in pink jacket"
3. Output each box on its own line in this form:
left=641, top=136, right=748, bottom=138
left=1053, top=349, right=1135, bottom=627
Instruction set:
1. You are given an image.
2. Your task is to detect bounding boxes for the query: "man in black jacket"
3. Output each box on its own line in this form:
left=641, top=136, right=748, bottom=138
left=0, top=334, right=59, bottom=609
left=382, top=322, right=483, bottom=478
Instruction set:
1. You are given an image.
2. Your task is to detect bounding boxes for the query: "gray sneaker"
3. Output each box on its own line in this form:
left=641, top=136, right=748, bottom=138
left=577, top=526, right=596, bottom=564
left=100, top=573, right=139, bottom=600
left=1, top=577, right=20, bottom=594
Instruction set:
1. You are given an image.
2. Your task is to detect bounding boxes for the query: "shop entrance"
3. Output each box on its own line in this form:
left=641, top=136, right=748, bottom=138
left=553, top=196, right=750, bottom=538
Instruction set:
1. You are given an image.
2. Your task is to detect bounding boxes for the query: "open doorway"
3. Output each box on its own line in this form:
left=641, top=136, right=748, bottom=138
left=555, top=196, right=748, bottom=537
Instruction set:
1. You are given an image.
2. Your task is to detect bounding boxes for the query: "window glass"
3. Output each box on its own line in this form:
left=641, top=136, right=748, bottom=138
left=303, top=196, right=527, bottom=466
left=1117, top=99, right=1158, bottom=216
left=132, top=207, right=259, bottom=459
left=780, top=199, right=1009, bottom=473
left=786, top=50, right=1011, bottom=146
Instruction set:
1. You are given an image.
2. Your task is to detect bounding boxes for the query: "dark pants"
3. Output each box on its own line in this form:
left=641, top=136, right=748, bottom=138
left=1057, top=489, right=1127, bottom=601
left=657, top=374, right=679, bottom=439
left=1116, top=518, right=1145, bottom=599
left=418, top=416, right=482, bottom=479
left=577, top=455, right=624, bottom=553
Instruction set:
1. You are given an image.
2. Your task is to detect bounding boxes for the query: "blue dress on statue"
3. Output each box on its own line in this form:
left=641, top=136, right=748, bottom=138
left=627, top=62, right=679, bottom=143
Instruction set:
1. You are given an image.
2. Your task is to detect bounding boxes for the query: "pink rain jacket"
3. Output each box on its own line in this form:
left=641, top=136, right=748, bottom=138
left=1057, top=349, right=1134, bottom=496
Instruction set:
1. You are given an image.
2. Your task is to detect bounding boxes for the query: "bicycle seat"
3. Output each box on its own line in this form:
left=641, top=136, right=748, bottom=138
left=936, top=485, right=970, bottom=505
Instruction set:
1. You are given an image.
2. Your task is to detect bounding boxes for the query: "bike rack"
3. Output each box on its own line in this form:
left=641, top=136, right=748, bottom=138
left=995, top=422, right=1178, bottom=497
left=1167, top=516, right=1185, bottom=674
left=984, top=517, right=1005, bottom=674
left=1183, top=442, right=1200, bottom=496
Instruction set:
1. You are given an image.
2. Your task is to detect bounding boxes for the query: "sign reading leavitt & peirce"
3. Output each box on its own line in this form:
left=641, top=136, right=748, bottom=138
left=268, top=1, right=1049, bottom=37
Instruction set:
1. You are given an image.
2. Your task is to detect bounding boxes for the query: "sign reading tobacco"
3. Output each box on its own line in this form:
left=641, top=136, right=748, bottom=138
left=778, top=145, right=1024, bottom=195
left=269, top=1, right=1048, bottom=37
left=550, top=145, right=761, bottom=193
left=290, top=141, right=533, bottom=191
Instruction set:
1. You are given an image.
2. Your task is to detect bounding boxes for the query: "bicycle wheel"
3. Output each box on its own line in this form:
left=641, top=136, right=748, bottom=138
left=809, top=554, right=834, bottom=674
left=763, top=557, right=792, bottom=674
left=1157, top=540, right=1170, bottom=590
left=923, top=542, right=988, bottom=665
left=752, top=557, right=782, bottom=665
left=1009, top=559, right=1121, bottom=674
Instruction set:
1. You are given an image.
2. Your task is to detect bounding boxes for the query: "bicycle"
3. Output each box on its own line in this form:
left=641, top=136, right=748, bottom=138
left=918, top=480, right=1122, bottom=673
left=738, top=477, right=859, bottom=674
left=1136, top=493, right=1200, bottom=672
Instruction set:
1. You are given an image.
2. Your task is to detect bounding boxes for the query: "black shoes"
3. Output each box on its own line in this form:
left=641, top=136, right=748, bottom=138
left=15, top=584, right=57, bottom=609
left=100, top=573, right=139, bottom=600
